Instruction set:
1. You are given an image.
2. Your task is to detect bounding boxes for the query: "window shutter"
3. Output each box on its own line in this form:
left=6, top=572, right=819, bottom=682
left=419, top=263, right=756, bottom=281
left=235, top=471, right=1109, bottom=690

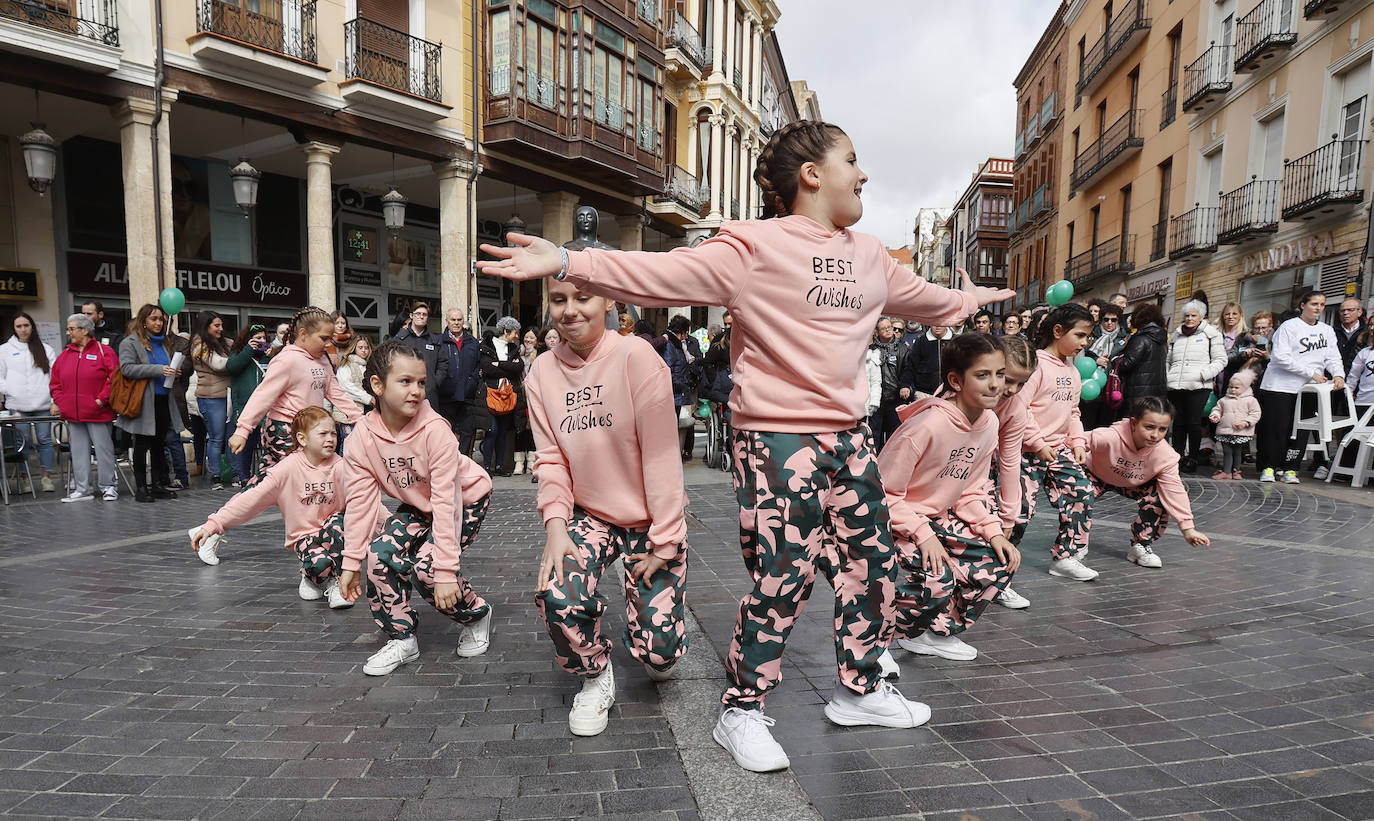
left=359, top=0, right=407, bottom=32
left=1320, top=256, right=1350, bottom=302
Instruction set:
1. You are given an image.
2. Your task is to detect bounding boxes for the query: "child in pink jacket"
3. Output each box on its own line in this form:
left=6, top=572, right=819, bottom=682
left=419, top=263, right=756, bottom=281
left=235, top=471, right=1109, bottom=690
left=879, top=333, right=1021, bottom=668
left=1085, top=397, right=1212, bottom=570
left=190, top=407, right=354, bottom=608
left=527, top=278, right=689, bottom=739
left=337, top=342, right=493, bottom=678
left=1208, top=370, right=1262, bottom=479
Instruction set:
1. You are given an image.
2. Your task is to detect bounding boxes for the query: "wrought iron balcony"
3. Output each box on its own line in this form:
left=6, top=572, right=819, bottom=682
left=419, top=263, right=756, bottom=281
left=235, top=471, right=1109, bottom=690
left=1031, top=184, right=1049, bottom=217
left=1305, top=0, right=1343, bottom=16
left=636, top=122, right=657, bottom=154
left=1072, top=109, right=1144, bottom=191
left=344, top=17, right=440, bottom=101
left=1039, top=90, right=1061, bottom=129
left=1183, top=43, right=1232, bottom=113
left=1161, top=83, right=1177, bottom=130
left=0, top=0, right=118, bottom=45
left=1076, top=0, right=1150, bottom=98
left=1065, top=234, right=1136, bottom=288
left=1169, top=205, right=1219, bottom=259
left=656, top=165, right=708, bottom=212
left=1010, top=199, right=1030, bottom=234
left=1282, top=136, right=1366, bottom=220
left=1150, top=219, right=1168, bottom=261
left=593, top=95, right=626, bottom=130
left=1235, top=0, right=1297, bottom=73
left=666, top=11, right=706, bottom=72
left=196, top=0, right=315, bottom=62
left=1218, top=177, right=1280, bottom=243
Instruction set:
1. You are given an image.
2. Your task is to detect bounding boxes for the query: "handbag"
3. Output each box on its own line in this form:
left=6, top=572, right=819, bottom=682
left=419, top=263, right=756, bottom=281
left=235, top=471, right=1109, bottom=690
left=486, top=378, right=516, bottom=415
left=109, top=367, right=147, bottom=418
left=1104, top=361, right=1124, bottom=410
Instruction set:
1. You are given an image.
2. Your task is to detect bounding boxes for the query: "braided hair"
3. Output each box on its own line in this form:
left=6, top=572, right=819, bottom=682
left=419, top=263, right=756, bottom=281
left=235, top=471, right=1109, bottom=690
left=754, top=120, right=847, bottom=219
left=288, top=305, right=332, bottom=343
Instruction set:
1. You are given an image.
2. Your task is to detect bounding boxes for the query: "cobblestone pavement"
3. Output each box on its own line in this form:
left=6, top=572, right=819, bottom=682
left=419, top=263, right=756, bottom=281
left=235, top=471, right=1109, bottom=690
left=0, top=462, right=1372, bottom=820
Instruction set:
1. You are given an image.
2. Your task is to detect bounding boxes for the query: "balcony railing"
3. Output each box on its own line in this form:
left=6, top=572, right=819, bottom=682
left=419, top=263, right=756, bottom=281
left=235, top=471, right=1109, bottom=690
left=657, top=165, right=708, bottom=212
left=666, top=12, right=706, bottom=71
left=1077, top=0, right=1150, bottom=97
left=1065, top=234, right=1136, bottom=288
left=1031, top=184, right=1049, bottom=217
left=0, top=0, right=118, bottom=45
left=1015, top=114, right=1041, bottom=159
left=1235, top=0, right=1297, bottom=73
left=1150, top=219, right=1168, bottom=261
left=1072, top=109, right=1144, bottom=190
left=345, top=17, right=440, bottom=101
left=1161, top=83, right=1178, bottom=130
left=593, top=95, right=626, bottom=130
left=1169, top=205, right=1219, bottom=258
left=1218, top=177, right=1280, bottom=243
left=732, top=68, right=742, bottom=91
left=1182, top=42, right=1233, bottom=112
left=1282, top=136, right=1367, bottom=220
left=1040, top=90, right=1061, bottom=128
left=196, top=0, right=315, bottom=62
left=636, top=122, right=657, bottom=153
left=1305, top=0, right=1342, bottom=16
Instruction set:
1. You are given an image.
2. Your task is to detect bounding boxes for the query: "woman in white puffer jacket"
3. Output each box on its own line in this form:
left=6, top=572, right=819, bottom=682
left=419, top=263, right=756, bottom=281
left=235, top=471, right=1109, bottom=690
left=1165, top=300, right=1227, bottom=471
left=0, top=311, right=57, bottom=491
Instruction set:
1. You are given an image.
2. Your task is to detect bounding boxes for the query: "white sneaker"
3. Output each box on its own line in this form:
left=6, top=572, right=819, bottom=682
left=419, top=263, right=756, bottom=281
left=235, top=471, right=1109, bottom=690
left=188, top=527, right=222, bottom=566
left=1281, top=470, right=1301, bottom=484
left=898, top=632, right=978, bottom=661
left=1049, top=556, right=1099, bottom=581
left=1314, top=465, right=1331, bottom=481
left=568, top=662, right=615, bottom=737
left=298, top=576, right=325, bottom=601
left=101, top=487, right=118, bottom=501
left=455, top=607, right=493, bottom=657
left=40, top=475, right=55, bottom=493
left=18, top=476, right=31, bottom=494
left=877, top=648, right=900, bottom=678
left=1126, top=544, right=1163, bottom=568
left=713, top=707, right=790, bottom=772
left=995, top=585, right=1030, bottom=609
left=60, top=491, right=94, bottom=503
left=1259, top=468, right=1276, bottom=483
left=324, top=579, right=353, bottom=609
left=824, top=678, right=931, bottom=729
left=362, top=637, right=419, bottom=676
left=644, top=662, right=674, bottom=682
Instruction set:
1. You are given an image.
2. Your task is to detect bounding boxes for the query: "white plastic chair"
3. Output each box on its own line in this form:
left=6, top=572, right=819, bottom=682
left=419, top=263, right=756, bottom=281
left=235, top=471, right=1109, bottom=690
left=1326, top=403, right=1374, bottom=487
left=1292, top=382, right=1359, bottom=466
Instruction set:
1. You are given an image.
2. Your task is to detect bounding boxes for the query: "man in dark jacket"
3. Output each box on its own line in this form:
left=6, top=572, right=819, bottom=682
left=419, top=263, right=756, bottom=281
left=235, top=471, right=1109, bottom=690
left=437, top=308, right=481, bottom=455
left=392, top=302, right=449, bottom=407
left=663, top=315, right=703, bottom=460
left=1336, top=297, right=1367, bottom=375
left=900, top=324, right=951, bottom=398
left=868, top=318, right=908, bottom=449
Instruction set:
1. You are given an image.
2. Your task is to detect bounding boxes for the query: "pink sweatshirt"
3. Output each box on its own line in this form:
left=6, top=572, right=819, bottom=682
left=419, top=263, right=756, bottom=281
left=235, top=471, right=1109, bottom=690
left=203, top=450, right=349, bottom=546
left=233, top=344, right=362, bottom=438
left=1086, top=419, right=1196, bottom=531
left=526, top=332, right=687, bottom=558
left=342, top=403, right=468, bottom=582
left=992, top=391, right=1030, bottom=530
left=878, top=397, right=1002, bottom=548
left=1021, top=350, right=1086, bottom=452
left=564, top=216, right=978, bottom=433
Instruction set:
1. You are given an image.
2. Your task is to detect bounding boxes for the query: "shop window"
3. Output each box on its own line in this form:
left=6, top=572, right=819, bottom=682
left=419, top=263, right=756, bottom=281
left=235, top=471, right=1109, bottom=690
left=63, top=137, right=125, bottom=253
left=1239, top=264, right=1318, bottom=317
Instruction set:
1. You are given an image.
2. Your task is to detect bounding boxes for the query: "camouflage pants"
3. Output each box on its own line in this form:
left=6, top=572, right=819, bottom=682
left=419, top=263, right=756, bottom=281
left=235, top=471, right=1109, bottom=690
left=1087, top=474, right=1169, bottom=547
left=890, top=513, right=1015, bottom=640
left=366, top=494, right=492, bottom=639
left=724, top=425, right=895, bottom=710
left=535, top=508, right=689, bottom=678
left=291, top=510, right=345, bottom=584
left=1011, top=447, right=1093, bottom=560
left=245, top=420, right=293, bottom=490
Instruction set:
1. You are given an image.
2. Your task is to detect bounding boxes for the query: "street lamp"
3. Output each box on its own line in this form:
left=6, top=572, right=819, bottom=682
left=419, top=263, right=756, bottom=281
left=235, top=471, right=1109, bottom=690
left=19, top=123, right=57, bottom=196
left=382, top=186, right=407, bottom=232
left=502, top=182, right=525, bottom=244
left=230, top=158, right=261, bottom=212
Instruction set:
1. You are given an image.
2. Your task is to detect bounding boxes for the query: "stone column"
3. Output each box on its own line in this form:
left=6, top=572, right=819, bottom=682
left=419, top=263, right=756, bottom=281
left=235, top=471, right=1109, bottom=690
left=740, top=15, right=752, bottom=101
left=708, top=114, right=724, bottom=220
left=616, top=213, right=644, bottom=251
left=710, top=0, right=726, bottom=82
left=301, top=141, right=341, bottom=311
left=750, top=17, right=764, bottom=107
left=537, top=191, right=581, bottom=308
left=723, top=0, right=736, bottom=84
left=435, top=158, right=475, bottom=321
left=111, top=95, right=168, bottom=313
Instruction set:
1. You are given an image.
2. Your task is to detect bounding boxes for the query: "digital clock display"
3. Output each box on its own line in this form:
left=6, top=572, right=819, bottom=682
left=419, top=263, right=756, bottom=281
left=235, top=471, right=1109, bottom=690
left=343, top=225, right=378, bottom=265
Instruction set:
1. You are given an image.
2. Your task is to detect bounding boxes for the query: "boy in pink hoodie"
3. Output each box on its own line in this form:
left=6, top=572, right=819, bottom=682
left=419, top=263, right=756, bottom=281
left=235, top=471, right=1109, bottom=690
left=1085, top=397, right=1211, bottom=569
left=478, top=121, right=1011, bottom=773
left=337, top=342, right=494, bottom=677
left=527, top=278, right=689, bottom=739
left=190, top=407, right=355, bottom=607
left=879, top=334, right=1022, bottom=668
left=228, top=307, right=362, bottom=486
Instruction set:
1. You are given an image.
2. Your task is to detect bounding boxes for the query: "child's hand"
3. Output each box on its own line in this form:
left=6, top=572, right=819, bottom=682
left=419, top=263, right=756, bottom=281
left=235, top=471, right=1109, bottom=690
left=1235, top=421, right=1249, bottom=429
left=1209, top=410, right=1220, bottom=423
left=1183, top=529, right=1210, bottom=547
left=959, top=269, right=1015, bottom=307
left=917, top=536, right=955, bottom=576
left=228, top=435, right=246, bottom=454
left=538, top=522, right=583, bottom=593
left=477, top=233, right=563, bottom=281
left=190, top=526, right=210, bottom=552
left=433, top=582, right=459, bottom=612
left=990, top=535, right=1021, bottom=573
left=1036, top=445, right=1056, bottom=462
left=628, top=552, right=669, bottom=584
left=1072, top=446, right=1087, bottom=464
left=339, top=570, right=363, bottom=602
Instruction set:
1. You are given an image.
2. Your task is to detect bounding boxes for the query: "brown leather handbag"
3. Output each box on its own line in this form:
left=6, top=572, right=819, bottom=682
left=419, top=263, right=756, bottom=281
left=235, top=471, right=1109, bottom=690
left=109, top=368, right=147, bottom=418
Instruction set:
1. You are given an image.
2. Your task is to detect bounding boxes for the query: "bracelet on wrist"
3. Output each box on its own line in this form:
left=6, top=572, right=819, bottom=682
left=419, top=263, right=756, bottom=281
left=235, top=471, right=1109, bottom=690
left=555, top=248, right=569, bottom=281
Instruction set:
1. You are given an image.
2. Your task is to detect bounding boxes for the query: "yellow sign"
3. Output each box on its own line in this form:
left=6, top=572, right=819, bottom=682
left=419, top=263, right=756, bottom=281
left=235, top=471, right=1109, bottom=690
left=0, top=267, right=40, bottom=303
left=1175, top=271, right=1193, bottom=299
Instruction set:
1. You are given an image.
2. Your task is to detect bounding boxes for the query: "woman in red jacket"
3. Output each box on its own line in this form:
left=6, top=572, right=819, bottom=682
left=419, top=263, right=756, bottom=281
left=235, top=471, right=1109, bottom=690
left=49, top=313, right=119, bottom=502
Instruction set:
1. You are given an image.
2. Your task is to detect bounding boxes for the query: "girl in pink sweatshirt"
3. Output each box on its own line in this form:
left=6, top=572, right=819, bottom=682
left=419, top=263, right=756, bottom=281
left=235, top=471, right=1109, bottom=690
left=989, top=335, right=1038, bottom=611
left=1085, top=396, right=1211, bottom=569
left=526, top=277, right=689, bottom=739
left=878, top=333, right=1022, bottom=669
left=228, top=306, right=362, bottom=487
left=337, top=342, right=494, bottom=677
left=1012, top=303, right=1099, bottom=582
left=477, top=122, right=1011, bottom=772
left=189, top=406, right=355, bottom=608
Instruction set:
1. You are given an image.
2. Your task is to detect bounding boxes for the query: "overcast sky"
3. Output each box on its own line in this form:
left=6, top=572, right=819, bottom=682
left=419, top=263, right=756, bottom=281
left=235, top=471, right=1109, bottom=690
left=773, top=1, right=1062, bottom=248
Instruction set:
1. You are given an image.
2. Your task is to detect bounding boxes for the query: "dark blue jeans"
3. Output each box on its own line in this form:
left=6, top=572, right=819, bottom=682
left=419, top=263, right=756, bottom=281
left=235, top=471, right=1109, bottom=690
left=482, top=412, right=513, bottom=472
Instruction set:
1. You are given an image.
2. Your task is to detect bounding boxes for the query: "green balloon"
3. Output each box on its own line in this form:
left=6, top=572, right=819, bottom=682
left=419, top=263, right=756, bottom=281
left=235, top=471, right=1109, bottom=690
left=1202, top=391, right=1218, bottom=418
left=159, top=287, right=186, bottom=317
left=1075, top=356, right=1097, bottom=379
left=1080, top=379, right=1103, bottom=401
left=1093, top=366, right=1108, bottom=383
left=1046, top=279, right=1075, bottom=306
